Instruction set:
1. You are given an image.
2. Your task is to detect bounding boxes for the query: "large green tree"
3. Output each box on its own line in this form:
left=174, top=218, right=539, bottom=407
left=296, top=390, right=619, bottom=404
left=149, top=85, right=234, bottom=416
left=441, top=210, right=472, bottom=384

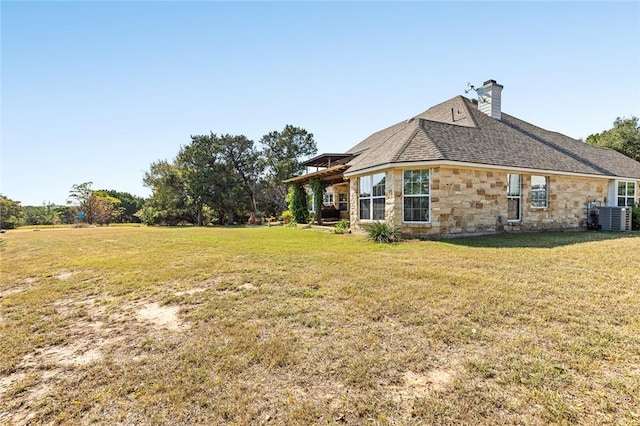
left=0, top=194, right=25, bottom=229
left=176, top=135, right=219, bottom=226
left=586, top=116, right=640, bottom=162
left=140, top=160, right=192, bottom=225
left=176, top=133, right=262, bottom=225
left=220, top=134, right=264, bottom=213
left=260, top=125, right=317, bottom=212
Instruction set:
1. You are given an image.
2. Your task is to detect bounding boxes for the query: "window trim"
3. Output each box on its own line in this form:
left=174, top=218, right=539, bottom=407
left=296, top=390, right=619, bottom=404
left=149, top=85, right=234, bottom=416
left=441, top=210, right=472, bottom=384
left=323, top=191, right=334, bottom=207
left=338, top=193, right=348, bottom=212
left=616, top=180, right=636, bottom=207
left=530, top=175, right=548, bottom=209
left=358, top=173, right=386, bottom=221
left=507, top=174, right=522, bottom=222
left=402, top=169, right=431, bottom=224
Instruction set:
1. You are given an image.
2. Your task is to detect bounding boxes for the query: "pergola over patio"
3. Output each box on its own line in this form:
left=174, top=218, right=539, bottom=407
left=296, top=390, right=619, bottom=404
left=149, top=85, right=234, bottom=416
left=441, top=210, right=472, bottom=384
left=283, top=153, right=353, bottom=185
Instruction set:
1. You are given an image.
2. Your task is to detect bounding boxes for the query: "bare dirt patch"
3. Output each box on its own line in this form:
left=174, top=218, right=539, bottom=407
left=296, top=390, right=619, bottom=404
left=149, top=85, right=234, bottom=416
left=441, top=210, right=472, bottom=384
left=173, top=287, right=207, bottom=297
left=3, top=294, right=194, bottom=424
left=388, top=366, right=458, bottom=413
left=137, top=303, right=185, bottom=331
left=2, top=296, right=124, bottom=424
left=0, top=372, right=26, bottom=395
left=56, top=271, right=74, bottom=280
left=21, top=343, right=103, bottom=368
left=0, top=285, right=26, bottom=298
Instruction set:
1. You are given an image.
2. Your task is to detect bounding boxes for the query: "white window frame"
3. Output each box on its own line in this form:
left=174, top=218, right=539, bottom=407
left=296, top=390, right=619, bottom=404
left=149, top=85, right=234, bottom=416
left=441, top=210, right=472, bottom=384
left=323, top=191, right=334, bottom=207
left=507, top=174, right=522, bottom=222
left=616, top=180, right=636, bottom=207
left=402, top=169, right=431, bottom=223
left=359, top=173, right=386, bottom=221
left=530, top=175, right=548, bottom=209
left=338, top=193, right=348, bottom=211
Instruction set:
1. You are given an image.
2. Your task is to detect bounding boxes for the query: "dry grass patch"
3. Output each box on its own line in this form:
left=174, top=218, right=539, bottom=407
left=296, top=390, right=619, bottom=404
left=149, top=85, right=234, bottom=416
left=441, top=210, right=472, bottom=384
left=1, top=226, right=639, bottom=424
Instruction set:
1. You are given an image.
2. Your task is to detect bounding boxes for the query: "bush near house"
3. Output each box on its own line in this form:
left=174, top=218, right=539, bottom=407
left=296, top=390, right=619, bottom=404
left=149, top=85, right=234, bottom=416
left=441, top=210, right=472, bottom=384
left=632, top=205, right=640, bottom=230
left=362, top=221, right=402, bottom=243
left=333, top=219, right=350, bottom=234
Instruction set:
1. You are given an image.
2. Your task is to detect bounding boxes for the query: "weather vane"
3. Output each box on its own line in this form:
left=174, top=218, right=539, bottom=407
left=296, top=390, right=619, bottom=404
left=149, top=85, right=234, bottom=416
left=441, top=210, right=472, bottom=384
left=464, top=82, right=487, bottom=102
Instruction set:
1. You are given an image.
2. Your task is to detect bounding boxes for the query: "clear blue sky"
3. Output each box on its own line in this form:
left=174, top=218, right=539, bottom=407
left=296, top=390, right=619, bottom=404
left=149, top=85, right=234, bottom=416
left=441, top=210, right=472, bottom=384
left=2, top=1, right=639, bottom=206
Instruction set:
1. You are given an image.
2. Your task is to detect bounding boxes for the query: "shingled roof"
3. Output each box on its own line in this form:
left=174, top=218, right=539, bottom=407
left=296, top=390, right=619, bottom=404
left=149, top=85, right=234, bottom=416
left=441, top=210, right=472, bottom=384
left=344, top=95, right=640, bottom=179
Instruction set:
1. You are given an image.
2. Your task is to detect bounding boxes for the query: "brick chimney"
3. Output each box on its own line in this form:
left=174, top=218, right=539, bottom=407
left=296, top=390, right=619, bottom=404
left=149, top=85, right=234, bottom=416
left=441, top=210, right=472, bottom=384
left=477, top=79, right=503, bottom=120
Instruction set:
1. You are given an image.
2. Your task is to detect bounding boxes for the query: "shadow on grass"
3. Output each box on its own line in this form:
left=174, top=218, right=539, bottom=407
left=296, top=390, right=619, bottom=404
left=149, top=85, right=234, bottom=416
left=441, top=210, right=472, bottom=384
left=441, top=231, right=639, bottom=249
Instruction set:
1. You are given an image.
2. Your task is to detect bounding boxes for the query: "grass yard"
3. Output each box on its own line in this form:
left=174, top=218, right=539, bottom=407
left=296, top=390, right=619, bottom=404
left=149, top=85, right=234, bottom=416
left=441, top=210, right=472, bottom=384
left=1, top=226, right=639, bottom=425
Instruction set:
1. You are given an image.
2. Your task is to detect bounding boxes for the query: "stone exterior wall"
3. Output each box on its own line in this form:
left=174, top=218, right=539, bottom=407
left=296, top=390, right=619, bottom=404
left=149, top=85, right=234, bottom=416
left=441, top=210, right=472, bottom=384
left=349, top=165, right=619, bottom=237
left=349, top=178, right=359, bottom=227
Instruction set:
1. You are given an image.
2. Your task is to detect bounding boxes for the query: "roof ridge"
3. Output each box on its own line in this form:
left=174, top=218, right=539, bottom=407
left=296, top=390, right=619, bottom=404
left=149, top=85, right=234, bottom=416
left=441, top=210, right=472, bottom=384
left=359, top=121, right=413, bottom=157
left=391, top=124, right=420, bottom=163
left=418, top=119, right=445, bottom=158
left=459, top=96, right=479, bottom=127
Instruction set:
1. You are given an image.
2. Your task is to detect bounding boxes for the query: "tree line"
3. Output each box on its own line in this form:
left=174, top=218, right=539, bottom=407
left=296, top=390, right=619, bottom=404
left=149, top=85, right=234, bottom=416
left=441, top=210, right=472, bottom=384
left=0, top=187, right=145, bottom=229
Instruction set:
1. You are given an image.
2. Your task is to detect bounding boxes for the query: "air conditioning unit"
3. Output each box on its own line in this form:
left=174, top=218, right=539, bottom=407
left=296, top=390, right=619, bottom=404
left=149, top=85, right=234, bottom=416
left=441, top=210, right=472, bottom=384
left=598, top=206, right=632, bottom=231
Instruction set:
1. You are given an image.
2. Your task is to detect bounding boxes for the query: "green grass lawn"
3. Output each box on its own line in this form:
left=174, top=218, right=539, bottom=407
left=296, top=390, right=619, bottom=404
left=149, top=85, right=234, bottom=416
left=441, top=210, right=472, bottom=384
left=1, top=226, right=639, bottom=425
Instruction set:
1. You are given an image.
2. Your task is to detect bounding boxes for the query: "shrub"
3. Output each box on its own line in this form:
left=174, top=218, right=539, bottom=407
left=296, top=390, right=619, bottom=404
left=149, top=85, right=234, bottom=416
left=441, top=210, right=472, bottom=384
left=285, top=184, right=309, bottom=224
left=632, top=205, right=640, bottom=231
left=362, top=221, right=402, bottom=243
left=333, top=219, right=350, bottom=234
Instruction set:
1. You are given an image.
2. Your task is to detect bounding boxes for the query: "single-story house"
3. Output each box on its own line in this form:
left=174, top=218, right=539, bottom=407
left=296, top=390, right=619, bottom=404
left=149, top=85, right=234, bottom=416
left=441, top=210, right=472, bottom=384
left=285, top=79, right=640, bottom=237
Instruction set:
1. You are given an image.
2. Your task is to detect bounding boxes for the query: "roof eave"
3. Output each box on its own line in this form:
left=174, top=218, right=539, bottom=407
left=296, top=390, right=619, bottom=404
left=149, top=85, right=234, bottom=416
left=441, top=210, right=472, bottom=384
left=343, top=160, right=640, bottom=180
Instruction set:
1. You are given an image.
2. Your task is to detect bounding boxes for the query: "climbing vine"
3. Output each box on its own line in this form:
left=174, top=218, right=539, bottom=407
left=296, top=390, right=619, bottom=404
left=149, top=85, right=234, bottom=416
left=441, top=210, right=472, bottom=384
left=309, top=178, right=329, bottom=225
left=285, top=184, right=309, bottom=224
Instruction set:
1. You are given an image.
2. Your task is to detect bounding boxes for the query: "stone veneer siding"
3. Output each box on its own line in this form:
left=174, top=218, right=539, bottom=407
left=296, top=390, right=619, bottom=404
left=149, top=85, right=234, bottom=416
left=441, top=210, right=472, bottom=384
left=350, top=166, right=619, bottom=237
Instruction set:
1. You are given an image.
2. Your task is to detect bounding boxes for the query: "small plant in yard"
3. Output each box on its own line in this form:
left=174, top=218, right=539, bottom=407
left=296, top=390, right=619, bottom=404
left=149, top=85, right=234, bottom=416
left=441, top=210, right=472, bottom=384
left=333, top=219, right=350, bottom=234
left=286, top=219, right=298, bottom=227
left=362, top=221, right=402, bottom=243
left=280, top=210, right=293, bottom=225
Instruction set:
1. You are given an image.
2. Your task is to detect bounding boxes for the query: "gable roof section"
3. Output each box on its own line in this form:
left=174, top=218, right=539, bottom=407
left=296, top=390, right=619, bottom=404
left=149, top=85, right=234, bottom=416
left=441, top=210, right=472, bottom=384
left=344, top=96, right=640, bottom=179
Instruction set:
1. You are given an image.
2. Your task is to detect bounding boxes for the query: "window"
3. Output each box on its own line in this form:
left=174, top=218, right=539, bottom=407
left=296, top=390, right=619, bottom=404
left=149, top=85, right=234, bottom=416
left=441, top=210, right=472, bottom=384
left=359, top=173, right=385, bottom=220
left=403, top=169, right=430, bottom=222
left=531, top=175, right=548, bottom=208
left=338, top=193, right=348, bottom=211
left=618, top=181, right=636, bottom=207
left=507, top=174, right=521, bottom=221
left=323, top=191, right=334, bottom=207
